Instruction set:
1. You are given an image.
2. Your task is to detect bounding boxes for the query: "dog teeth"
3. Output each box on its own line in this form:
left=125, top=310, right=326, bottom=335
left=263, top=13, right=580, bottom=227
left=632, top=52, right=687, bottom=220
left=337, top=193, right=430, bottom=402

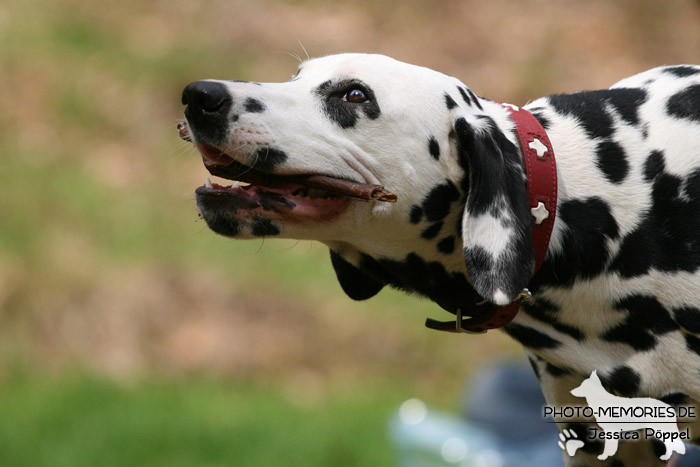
left=205, top=177, right=213, bottom=188
left=232, top=181, right=241, bottom=189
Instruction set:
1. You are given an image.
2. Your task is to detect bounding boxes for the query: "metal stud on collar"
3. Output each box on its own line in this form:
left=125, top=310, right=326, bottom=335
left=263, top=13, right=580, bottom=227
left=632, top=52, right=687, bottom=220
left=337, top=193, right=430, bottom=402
left=519, top=288, right=533, bottom=301
left=528, top=137, right=548, bottom=158
left=531, top=202, right=550, bottom=225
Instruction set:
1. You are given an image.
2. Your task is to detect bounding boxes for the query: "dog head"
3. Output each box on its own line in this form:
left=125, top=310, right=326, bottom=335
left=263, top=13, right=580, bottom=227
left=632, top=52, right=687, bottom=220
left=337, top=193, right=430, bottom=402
left=182, top=53, right=534, bottom=311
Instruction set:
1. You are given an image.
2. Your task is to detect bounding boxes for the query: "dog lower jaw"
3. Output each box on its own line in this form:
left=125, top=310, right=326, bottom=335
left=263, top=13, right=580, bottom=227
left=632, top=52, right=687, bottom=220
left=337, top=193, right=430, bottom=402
left=195, top=182, right=352, bottom=237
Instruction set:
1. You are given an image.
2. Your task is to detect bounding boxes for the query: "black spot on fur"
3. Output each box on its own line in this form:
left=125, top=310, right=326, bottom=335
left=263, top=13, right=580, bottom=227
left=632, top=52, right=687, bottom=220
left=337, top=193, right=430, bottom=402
left=659, top=392, right=689, bottom=407
left=445, top=93, right=458, bottom=110
left=595, top=140, right=629, bottom=184
left=457, top=86, right=481, bottom=109
left=685, top=334, right=700, bottom=357
left=503, top=323, right=561, bottom=349
left=663, top=65, right=700, bottom=77
left=199, top=213, right=240, bottom=237
left=421, top=222, right=443, bottom=240
left=243, top=97, right=265, bottom=113
left=643, top=150, right=665, bottom=182
left=532, top=198, right=619, bottom=289
left=458, top=87, right=470, bottom=105
left=548, top=92, right=614, bottom=138
left=667, top=84, right=700, bottom=122
left=521, top=299, right=584, bottom=340
left=356, top=252, right=487, bottom=316
left=422, top=182, right=460, bottom=222
left=547, top=88, right=647, bottom=138
left=545, top=362, right=571, bottom=377
left=605, top=88, right=648, bottom=126
left=651, top=439, right=667, bottom=459
left=437, top=236, right=456, bottom=255
left=603, top=325, right=656, bottom=352
left=603, top=365, right=641, bottom=397
left=603, top=295, right=678, bottom=351
left=612, top=167, right=700, bottom=277
left=428, top=137, right=440, bottom=160
left=466, top=88, right=483, bottom=110
left=316, top=79, right=380, bottom=128
left=253, top=147, right=288, bottom=171
left=329, top=250, right=384, bottom=300
left=530, top=110, right=551, bottom=131
left=251, top=218, right=280, bottom=236
left=409, top=205, right=423, bottom=224
left=674, top=306, right=700, bottom=333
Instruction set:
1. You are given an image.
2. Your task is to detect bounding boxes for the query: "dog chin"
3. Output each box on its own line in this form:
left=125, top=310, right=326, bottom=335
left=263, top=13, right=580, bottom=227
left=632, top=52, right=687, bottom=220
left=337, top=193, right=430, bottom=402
left=196, top=187, right=357, bottom=240
left=197, top=208, right=345, bottom=241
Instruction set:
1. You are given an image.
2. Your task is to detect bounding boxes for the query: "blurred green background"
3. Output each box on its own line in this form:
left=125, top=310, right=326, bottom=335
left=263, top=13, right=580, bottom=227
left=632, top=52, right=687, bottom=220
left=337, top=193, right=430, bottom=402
left=1, top=0, right=698, bottom=465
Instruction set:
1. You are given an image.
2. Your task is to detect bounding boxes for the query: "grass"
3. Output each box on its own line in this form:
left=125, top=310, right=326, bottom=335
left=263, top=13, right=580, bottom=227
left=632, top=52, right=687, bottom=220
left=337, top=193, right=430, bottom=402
left=0, top=373, right=401, bottom=467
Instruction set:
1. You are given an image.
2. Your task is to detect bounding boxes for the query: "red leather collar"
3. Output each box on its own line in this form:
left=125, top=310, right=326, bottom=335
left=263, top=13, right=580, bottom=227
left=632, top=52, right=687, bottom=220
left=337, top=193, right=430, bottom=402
left=426, top=103, right=557, bottom=334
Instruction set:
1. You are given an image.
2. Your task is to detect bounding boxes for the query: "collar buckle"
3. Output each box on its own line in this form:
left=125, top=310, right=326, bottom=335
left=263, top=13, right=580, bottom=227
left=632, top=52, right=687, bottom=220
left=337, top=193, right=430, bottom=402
left=456, top=309, right=488, bottom=334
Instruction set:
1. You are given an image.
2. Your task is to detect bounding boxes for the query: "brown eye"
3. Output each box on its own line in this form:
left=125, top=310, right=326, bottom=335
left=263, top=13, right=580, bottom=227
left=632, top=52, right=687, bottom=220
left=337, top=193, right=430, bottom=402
left=344, top=88, right=368, bottom=103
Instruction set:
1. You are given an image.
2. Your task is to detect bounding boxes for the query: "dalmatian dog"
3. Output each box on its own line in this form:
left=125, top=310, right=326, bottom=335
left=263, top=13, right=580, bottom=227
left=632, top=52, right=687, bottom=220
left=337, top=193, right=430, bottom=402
left=180, top=54, right=700, bottom=466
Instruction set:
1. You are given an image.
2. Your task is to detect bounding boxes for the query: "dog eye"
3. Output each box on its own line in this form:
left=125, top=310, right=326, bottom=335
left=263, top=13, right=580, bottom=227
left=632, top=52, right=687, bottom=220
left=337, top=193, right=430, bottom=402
left=343, top=88, right=368, bottom=103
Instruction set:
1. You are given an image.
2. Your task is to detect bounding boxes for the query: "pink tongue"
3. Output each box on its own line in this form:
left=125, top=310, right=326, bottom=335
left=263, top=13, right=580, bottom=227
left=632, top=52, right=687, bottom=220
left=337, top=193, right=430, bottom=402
left=197, top=144, right=235, bottom=165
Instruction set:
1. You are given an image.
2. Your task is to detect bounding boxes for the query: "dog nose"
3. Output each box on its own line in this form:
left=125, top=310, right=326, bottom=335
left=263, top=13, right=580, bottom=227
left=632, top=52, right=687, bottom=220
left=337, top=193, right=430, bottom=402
left=182, top=81, right=231, bottom=114
left=182, top=81, right=232, bottom=145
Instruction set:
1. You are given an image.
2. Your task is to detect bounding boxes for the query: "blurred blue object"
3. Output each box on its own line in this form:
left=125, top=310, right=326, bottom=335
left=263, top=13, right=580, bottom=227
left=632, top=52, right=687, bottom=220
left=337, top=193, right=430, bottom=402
left=389, top=360, right=563, bottom=467
left=390, top=401, right=506, bottom=467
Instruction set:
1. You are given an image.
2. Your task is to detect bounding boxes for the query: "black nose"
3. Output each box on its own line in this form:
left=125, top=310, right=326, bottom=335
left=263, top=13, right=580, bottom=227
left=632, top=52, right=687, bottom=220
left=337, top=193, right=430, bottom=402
left=182, top=81, right=231, bottom=113
left=182, top=81, right=232, bottom=146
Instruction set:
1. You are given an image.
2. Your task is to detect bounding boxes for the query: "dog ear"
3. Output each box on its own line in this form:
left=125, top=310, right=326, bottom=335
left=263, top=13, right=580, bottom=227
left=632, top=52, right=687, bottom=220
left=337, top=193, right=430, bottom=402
left=453, top=115, right=534, bottom=305
left=329, top=250, right=385, bottom=300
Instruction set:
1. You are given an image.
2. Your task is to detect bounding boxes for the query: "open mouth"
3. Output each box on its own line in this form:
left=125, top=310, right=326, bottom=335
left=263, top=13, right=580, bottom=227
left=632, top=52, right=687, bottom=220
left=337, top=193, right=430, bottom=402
left=188, top=134, right=397, bottom=222
left=196, top=153, right=352, bottom=221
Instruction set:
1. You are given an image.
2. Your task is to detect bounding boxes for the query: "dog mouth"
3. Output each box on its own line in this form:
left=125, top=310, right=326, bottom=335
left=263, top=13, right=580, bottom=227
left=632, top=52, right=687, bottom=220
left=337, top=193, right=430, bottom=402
left=186, top=127, right=397, bottom=223
left=196, top=148, right=350, bottom=221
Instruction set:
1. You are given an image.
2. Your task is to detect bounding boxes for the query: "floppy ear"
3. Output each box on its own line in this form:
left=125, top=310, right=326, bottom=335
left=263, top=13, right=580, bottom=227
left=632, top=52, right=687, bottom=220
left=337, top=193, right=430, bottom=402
left=329, top=250, right=385, bottom=300
left=454, top=116, right=534, bottom=305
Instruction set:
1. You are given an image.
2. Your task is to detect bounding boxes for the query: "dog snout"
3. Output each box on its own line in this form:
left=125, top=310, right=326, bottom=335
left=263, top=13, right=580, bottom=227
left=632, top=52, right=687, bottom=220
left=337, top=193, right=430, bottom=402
left=182, top=81, right=232, bottom=145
